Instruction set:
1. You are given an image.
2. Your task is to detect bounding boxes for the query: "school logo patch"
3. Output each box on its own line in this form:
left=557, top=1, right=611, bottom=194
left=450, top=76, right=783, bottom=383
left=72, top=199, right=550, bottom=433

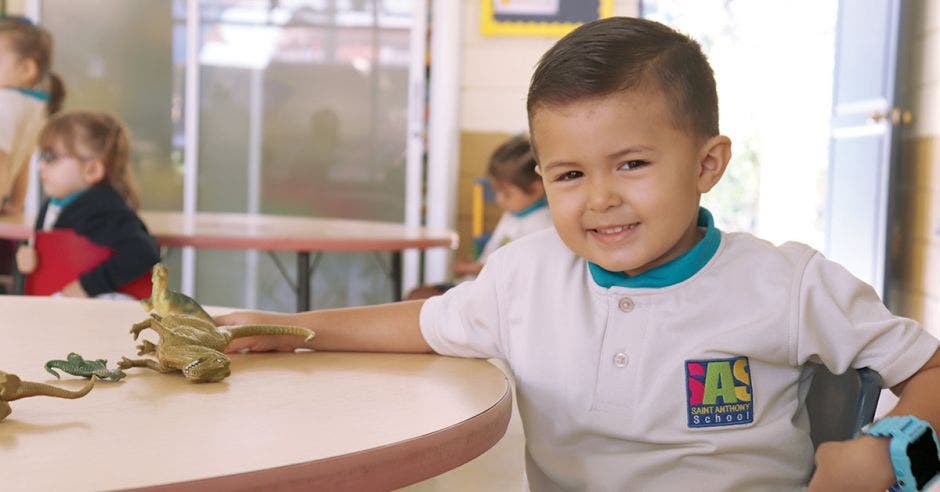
left=685, top=356, right=753, bottom=428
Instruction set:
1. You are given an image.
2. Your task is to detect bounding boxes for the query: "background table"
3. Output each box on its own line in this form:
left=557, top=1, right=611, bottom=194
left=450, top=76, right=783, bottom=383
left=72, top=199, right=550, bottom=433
left=0, top=211, right=458, bottom=310
left=0, top=297, right=511, bottom=491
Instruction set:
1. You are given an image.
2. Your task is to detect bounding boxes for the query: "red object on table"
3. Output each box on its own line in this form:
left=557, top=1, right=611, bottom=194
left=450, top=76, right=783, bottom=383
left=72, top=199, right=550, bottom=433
left=23, top=228, right=152, bottom=299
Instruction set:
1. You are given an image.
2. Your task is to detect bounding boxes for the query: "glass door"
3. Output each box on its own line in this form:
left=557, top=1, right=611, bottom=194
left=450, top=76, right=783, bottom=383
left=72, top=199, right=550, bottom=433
left=42, top=0, right=424, bottom=310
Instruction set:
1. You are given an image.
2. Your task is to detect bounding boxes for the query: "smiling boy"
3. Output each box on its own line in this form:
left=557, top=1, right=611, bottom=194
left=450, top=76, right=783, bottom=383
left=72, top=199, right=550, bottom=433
left=219, top=17, right=940, bottom=491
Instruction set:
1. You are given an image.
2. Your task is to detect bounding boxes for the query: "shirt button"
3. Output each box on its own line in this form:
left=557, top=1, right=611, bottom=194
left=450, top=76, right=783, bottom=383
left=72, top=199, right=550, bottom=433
left=613, top=352, right=629, bottom=368
left=618, top=297, right=634, bottom=312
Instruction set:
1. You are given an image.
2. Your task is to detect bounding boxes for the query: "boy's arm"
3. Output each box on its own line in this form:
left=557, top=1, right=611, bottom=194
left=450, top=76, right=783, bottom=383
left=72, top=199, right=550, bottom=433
left=808, top=348, right=940, bottom=491
left=218, top=300, right=434, bottom=354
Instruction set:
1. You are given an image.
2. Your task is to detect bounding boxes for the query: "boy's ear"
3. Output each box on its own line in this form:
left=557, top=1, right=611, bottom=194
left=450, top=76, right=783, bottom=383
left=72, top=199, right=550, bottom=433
left=696, top=135, right=732, bottom=193
left=528, top=179, right=544, bottom=196
left=82, top=159, right=106, bottom=185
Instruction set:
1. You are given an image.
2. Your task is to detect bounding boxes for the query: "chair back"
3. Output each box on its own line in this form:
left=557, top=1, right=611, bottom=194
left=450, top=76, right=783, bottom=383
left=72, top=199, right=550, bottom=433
left=24, top=228, right=152, bottom=299
left=805, top=365, right=883, bottom=448
left=471, top=177, right=496, bottom=259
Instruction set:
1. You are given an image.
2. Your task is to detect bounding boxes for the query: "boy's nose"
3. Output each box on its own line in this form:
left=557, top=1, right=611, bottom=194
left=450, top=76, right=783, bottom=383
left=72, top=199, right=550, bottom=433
left=587, top=177, right=621, bottom=211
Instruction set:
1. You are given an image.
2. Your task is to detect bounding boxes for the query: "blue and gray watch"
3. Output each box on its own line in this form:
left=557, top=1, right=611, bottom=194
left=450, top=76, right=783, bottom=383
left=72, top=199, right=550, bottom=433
left=861, top=416, right=940, bottom=492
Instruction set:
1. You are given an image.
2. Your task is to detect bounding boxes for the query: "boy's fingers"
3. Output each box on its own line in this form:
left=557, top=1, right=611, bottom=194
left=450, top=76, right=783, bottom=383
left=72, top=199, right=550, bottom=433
left=223, top=337, right=251, bottom=353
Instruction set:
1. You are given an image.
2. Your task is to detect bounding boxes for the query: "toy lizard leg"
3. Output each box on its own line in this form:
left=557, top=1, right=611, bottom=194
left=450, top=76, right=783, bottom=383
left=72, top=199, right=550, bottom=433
left=136, top=340, right=157, bottom=355
left=117, top=357, right=172, bottom=374
left=130, top=319, right=152, bottom=340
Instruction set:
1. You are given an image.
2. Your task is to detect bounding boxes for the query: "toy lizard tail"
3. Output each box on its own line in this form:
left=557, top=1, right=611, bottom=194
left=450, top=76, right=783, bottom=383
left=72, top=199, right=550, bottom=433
left=226, top=325, right=315, bottom=342
left=6, top=377, right=96, bottom=401
left=43, top=360, right=70, bottom=379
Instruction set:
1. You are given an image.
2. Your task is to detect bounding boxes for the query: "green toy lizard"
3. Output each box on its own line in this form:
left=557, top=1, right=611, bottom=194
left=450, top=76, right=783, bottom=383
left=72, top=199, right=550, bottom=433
left=44, top=353, right=126, bottom=382
left=118, top=313, right=315, bottom=383
left=142, top=263, right=214, bottom=324
left=0, top=370, right=96, bottom=422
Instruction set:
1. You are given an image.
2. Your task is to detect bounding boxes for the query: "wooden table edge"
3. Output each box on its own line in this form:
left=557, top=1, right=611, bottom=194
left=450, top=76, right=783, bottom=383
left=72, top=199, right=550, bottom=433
left=131, top=378, right=513, bottom=492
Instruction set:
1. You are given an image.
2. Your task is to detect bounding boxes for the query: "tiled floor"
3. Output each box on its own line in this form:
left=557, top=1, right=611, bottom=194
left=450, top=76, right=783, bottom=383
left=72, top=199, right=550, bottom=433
left=401, top=360, right=526, bottom=492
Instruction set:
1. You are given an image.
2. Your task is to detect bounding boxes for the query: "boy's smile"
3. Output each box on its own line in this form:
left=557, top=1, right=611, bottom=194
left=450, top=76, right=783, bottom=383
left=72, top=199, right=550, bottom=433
left=531, top=88, right=730, bottom=277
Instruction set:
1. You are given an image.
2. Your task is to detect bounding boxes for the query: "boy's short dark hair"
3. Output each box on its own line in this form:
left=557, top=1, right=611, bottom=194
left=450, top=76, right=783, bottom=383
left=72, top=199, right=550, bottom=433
left=527, top=17, right=719, bottom=139
left=487, top=134, right=539, bottom=191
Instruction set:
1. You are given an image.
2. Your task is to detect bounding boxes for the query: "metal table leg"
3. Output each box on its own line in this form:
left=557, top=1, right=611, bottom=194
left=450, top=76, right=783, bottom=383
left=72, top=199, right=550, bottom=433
left=391, top=251, right=402, bottom=301
left=296, top=252, right=310, bottom=312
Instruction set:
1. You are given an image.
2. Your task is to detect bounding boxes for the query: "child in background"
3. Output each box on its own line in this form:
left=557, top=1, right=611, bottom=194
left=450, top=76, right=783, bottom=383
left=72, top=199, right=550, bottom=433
left=0, top=16, right=65, bottom=215
left=455, top=134, right=550, bottom=275
left=15, top=111, right=159, bottom=298
left=0, top=17, right=65, bottom=291
left=217, top=17, right=940, bottom=491
left=408, top=135, right=551, bottom=299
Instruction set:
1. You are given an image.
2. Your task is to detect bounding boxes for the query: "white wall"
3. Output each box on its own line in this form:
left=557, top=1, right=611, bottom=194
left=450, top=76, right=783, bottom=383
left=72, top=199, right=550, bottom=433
left=905, top=0, right=940, bottom=139
left=459, top=0, right=640, bottom=134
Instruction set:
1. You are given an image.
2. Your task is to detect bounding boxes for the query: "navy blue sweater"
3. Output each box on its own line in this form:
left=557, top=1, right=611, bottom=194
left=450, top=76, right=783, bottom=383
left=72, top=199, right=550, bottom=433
left=35, top=184, right=159, bottom=296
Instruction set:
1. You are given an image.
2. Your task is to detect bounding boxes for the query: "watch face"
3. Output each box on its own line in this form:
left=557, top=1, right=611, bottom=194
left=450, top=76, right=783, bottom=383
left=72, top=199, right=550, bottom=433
left=908, top=432, right=940, bottom=489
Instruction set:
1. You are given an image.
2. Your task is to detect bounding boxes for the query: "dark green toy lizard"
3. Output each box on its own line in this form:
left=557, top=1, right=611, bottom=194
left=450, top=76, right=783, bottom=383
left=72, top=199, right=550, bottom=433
left=44, top=353, right=126, bottom=382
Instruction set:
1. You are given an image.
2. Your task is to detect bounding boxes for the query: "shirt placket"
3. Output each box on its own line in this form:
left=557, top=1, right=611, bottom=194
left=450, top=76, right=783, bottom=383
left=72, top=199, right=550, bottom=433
left=591, top=292, right=649, bottom=412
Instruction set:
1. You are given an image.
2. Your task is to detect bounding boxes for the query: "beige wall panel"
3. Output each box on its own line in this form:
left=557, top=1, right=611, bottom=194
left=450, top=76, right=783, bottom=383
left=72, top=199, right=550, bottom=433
left=460, top=87, right=530, bottom=133
left=908, top=138, right=938, bottom=191
left=911, top=86, right=940, bottom=137
left=6, top=0, right=25, bottom=14
left=926, top=0, right=940, bottom=32
left=463, top=43, right=549, bottom=89
left=459, top=0, right=639, bottom=133
left=455, top=131, right=514, bottom=262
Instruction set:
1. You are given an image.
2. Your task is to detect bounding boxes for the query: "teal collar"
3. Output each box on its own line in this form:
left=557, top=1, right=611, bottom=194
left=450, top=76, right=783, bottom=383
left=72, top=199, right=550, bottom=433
left=588, top=207, right=720, bottom=289
left=12, top=87, right=50, bottom=101
left=49, top=189, right=87, bottom=209
left=511, top=196, right=548, bottom=218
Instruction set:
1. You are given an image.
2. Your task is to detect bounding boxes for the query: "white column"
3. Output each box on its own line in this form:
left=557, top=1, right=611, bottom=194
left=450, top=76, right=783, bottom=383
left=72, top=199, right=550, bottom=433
left=244, top=68, right=263, bottom=309
left=403, top=0, right=429, bottom=294
left=182, top=0, right=200, bottom=296
left=424, top=0, right=461, bottom=283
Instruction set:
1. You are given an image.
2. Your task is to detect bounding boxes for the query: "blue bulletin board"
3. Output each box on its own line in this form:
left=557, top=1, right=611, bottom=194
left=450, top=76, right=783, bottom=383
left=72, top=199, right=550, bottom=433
left=480, top=0, right=614, bottom=37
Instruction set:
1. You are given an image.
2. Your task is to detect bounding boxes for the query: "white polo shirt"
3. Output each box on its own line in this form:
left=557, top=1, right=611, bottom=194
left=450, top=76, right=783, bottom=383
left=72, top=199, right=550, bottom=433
left=420, top=226, right=937, bottom=491
left=0, top=88, right=46, bottom=202
left=479, top=198, right=553, bottom=263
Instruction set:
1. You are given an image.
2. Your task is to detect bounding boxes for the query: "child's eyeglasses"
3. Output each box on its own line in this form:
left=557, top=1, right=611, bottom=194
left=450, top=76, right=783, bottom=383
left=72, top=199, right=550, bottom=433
left=38, top=149, right=88, bottom=163
left=38, top=149, right=62, bottom=162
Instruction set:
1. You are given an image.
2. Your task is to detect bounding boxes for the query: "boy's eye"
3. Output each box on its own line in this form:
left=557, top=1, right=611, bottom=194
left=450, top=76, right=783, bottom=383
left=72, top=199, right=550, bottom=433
left=554, top=171, right=582, bottom=181
left=619, top=160, right=649, bottom=170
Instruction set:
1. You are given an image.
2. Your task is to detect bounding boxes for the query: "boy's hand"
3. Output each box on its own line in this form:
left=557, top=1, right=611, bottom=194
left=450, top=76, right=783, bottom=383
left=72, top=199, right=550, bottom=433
left=215, top=310, right=307, bottom=353
left=807, top=435, right=895, bottom=492
left=15, top=244, right=37, bottom=274
left=59, top=280, right=88, bottom=298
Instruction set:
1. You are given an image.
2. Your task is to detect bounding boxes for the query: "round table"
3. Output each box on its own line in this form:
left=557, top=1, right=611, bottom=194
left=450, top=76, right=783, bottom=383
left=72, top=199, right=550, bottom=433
left=0, top=296, right=511, bottom=491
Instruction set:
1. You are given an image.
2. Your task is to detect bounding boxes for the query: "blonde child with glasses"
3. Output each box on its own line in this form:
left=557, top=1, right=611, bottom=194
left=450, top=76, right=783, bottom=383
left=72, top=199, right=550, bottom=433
left=15, top=111, right=159, bottom=298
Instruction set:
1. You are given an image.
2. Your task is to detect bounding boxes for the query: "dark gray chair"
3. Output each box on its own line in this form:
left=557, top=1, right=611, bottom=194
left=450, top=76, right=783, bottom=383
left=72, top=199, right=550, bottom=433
left=805, top=366, right=884, bottom=448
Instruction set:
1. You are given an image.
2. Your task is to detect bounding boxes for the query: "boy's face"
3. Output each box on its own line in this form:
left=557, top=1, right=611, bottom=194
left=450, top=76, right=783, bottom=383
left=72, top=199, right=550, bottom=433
left=490, top=178, right=543, bottom=214
left=531, top=89, right=729, bottom=276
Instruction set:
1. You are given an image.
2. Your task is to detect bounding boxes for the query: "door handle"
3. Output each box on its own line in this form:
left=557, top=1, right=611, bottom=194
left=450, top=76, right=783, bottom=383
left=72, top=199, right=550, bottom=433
left=867, top=108, right=912, bottom=125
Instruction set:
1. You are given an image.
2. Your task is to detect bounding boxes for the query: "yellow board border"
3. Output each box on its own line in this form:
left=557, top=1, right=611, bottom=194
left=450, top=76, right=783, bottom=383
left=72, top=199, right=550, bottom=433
left=480, top=0, right=614, bottom=37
